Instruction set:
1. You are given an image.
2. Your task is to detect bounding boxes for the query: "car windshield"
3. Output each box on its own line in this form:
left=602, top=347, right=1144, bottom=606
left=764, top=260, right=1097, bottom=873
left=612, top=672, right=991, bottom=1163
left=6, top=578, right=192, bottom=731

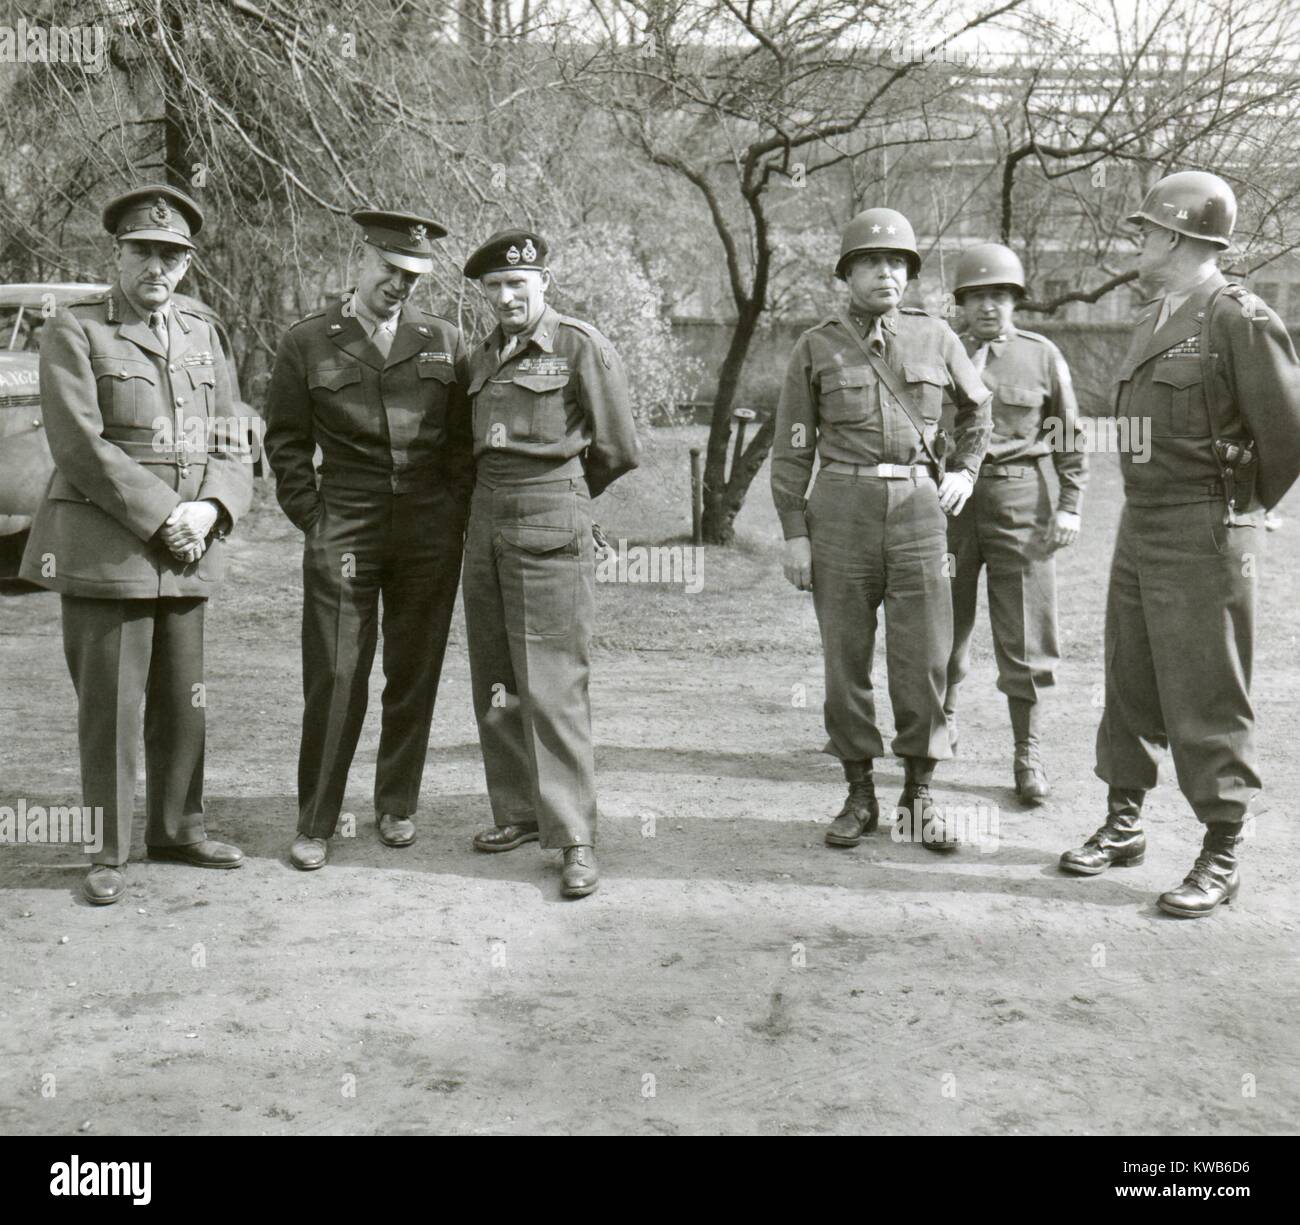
left=1, top=307, right=43, bottom=353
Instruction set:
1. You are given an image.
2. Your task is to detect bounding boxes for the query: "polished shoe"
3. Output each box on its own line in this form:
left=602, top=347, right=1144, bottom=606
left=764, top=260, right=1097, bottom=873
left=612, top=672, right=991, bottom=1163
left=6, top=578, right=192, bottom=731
left=377, top=813, right=415, bottom=847
left=1059, top=787, right=1145, bottom=875
left=83, top=865, right=125, bottom=906
left=895, top=757, right=959, bottom=853
left=561, top=845, right=599, bottom=897
left=825, top=759, right=879, bottom=847
left=1157, top=823, right=1242, bottom=918
left=472, top=823, right=540, bottom=853
left=1014, top=759, right=1050, bottom=805
left=289, top=834, right=328, bottom=871
left=1009, top=697, right=1049, bottom=804
left=147, top=839, right=244, bottom=869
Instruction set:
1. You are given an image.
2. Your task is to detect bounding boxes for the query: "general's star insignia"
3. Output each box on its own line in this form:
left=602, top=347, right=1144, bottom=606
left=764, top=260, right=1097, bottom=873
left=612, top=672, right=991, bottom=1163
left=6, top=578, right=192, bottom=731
left=871, top=224, right=881, bottom=234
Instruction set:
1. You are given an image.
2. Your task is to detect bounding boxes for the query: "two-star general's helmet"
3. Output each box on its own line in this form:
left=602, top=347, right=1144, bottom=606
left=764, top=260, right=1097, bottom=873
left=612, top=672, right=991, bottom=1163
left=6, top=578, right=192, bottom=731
left=952, top=243, right=1026, bottom=300
left=1126, top=170, right=1236, bottom=249
left=836, top=208, right=921, bottom=280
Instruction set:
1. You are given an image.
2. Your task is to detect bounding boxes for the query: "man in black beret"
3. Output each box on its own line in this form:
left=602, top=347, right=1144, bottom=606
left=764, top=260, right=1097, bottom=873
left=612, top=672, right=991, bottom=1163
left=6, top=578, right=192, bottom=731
left=264, top=209, right=473, bottom=870
left=461, top=226, right=640, bottom=897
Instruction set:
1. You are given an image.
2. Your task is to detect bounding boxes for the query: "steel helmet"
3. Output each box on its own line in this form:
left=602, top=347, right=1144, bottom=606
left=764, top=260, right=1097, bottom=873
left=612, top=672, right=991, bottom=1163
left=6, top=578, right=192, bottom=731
left=1126, top=170, right=1236, bottom=249
left=953, top=243, right=1025, bottom=298
left=836, top=208, right=921, bottom=279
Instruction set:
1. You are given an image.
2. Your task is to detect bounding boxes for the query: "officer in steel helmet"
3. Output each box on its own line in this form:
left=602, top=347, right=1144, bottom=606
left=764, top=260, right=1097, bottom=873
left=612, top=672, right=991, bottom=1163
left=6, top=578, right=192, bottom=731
left=942, top=243, right=1088, bottom=804
left=1058, top=170, right=1300, bottom=916
left=771, top=208, right=993, bottom=853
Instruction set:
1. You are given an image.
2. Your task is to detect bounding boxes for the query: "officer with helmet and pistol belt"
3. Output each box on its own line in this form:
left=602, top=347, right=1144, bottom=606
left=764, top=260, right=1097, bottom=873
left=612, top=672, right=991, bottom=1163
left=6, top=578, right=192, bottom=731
left=771, top=208, right=993, bottom=853
left=1058, top=170, right=1300, bottom=917
left=941, top=243, right=1088, bottom=804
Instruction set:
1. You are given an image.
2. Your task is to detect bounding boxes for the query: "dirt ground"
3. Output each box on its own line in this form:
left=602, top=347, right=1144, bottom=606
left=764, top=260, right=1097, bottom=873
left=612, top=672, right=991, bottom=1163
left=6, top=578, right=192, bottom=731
left=2, top=429, right=1298, bottom=1136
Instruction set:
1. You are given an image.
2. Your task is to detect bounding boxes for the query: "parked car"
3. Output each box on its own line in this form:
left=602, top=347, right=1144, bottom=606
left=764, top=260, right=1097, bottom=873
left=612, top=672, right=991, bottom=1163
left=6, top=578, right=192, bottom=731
left=0, top=282, right=261, bottom=562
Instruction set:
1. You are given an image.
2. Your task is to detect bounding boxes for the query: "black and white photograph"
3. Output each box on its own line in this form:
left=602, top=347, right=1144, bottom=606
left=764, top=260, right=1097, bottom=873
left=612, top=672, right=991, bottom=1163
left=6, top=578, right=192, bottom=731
left=1, top=0, right=1297, bottom=1162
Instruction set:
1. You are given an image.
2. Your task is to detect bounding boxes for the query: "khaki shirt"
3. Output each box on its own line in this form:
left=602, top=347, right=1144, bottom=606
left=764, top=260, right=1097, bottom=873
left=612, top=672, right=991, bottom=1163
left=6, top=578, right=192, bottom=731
left=466, top=305, right=640, bottom=496
left=949, top=326, right=1088, bottom=514
left=771, top=306, right=993, bottom=539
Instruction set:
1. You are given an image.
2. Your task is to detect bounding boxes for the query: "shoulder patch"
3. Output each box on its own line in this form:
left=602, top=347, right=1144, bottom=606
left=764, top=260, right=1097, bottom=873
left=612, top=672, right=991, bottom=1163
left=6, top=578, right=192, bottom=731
left=1222, top=283, right=1269, bottom=323
left=555, top=314, right=613, bottom=367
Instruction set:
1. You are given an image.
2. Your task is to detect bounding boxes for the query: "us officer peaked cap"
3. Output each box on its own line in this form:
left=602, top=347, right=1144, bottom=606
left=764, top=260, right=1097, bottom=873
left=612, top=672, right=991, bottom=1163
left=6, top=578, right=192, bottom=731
left=350, top=208, right=448, bottom=274
left=463, top=228, right=549, bottom=279
left=103, top=184, right=204, bottom=250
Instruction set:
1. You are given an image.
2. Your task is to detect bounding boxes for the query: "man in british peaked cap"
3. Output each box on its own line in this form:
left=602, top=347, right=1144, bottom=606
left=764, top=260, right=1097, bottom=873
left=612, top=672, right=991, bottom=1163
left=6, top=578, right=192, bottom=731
left=21, top=183, right=254, bottom=905
left=459, top=225, right=640, bottom=898
left=264, top=208, right=473, bottom=871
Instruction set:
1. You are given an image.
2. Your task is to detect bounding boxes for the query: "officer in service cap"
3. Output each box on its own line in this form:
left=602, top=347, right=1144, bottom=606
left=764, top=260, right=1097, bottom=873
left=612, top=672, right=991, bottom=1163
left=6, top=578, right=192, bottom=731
left=941, top=243, right=1088, bottom=805
left=264, top=208, right=474, bottom=871
left=460, top=226, right=640, bottom=899
left=770, top=207, right=993, bottom=854
left=21, top=183, right=254, bottom=905
left=1059, top=170, right=1300, bottom=917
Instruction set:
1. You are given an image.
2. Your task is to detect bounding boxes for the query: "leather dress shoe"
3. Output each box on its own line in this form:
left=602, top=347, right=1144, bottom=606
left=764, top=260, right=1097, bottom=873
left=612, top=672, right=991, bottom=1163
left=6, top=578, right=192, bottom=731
left=377, top=813, right=415, bottom=847
left=1158, top=823, right=1242, bottom=918
left=473, top=823, right=540, bottom=853
left=290, top=834, right=328, bottom=871
left=825, top=760, right=879, bottom=847
left=1059, top=788, right=1145, bottom=875
left=83, top=865, right=126, bottom=905
left=1015, top=761, right=1051, bottom=805
left=147, top=839, right=244, bottom=868
left=561, top=845, right=599, bottom=897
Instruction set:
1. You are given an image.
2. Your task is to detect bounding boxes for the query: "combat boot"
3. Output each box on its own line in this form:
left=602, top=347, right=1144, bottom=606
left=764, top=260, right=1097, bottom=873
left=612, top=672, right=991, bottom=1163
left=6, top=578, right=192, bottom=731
left=1157, top=823, right=1242, bottom=918
left=895, top=757, right=960, bottom=853
left=1058, top=787, right=1146, bottom=875
left=825, top=759, right=879, bottom=847
left=1009, top=696, right=1049, bottom=805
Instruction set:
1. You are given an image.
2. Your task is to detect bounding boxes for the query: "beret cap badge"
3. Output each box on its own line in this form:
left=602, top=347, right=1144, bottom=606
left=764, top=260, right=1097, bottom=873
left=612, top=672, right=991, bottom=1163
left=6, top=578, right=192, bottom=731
left=506, top=245, right=521, bottom=265
left=521, top=238, right=537, bottom=262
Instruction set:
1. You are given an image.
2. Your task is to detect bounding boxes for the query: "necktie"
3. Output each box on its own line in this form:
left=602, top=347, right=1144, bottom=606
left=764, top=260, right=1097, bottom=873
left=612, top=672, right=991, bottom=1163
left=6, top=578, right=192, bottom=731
left=971, top=341, right=992, bottom=374
left=150, top=310, right=169, bottom=353
left=500, top=332, right=521, bottom=365
left=1155, top=297, right=1174, bottom=331
left=867, top=316, right=886, bottom=356
left=370, top=317, right=395, bottom=360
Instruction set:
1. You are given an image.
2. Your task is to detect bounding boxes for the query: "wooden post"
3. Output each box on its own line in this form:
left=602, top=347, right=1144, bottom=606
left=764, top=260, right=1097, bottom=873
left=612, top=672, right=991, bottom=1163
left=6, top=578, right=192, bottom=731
left=689, top=447, right=703, bottom=546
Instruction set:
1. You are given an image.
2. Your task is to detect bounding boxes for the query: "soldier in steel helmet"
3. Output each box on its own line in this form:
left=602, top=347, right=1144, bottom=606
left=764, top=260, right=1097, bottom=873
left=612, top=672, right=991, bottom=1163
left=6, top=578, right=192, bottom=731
left=1058, top=170, right=1300, bottom=917
left=771, top=207, right=993, bottom=853
left=942, top=243, right=1088, bottom=804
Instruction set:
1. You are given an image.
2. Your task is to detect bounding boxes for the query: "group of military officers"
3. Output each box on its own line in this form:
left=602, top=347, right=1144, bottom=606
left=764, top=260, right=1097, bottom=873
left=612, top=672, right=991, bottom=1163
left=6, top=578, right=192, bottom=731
left=20, top=169, right=1300, bottom=920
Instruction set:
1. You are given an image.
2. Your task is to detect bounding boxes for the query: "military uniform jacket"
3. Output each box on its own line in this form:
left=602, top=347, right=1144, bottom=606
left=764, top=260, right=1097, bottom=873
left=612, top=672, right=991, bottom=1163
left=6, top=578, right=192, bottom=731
left=19, top=288, right=253, bottom=598
left=263, top=296, right=473, bottom=531
left=771, top=306, right=993, bottom=538
left=949, top=327, right=1088, bottom=514
left=1117, top=271, right=1300, bottom=508
left=466, top=305, right=640, bottom=496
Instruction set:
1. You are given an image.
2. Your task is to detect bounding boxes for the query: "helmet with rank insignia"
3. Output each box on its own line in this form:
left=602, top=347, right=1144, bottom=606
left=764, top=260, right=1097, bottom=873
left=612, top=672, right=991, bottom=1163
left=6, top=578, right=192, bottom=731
left=836, top=208, right=921, bottom=280
left=103, top=184, right=204, bottom=250
left=953, top=243, right=1025, bottom=299
left=1126, top=170, right=1236, bottom=249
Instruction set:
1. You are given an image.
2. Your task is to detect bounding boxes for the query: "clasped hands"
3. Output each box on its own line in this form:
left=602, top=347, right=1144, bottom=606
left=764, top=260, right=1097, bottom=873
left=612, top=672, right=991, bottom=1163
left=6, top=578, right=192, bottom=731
left=161, top=500, right=219, bottom=565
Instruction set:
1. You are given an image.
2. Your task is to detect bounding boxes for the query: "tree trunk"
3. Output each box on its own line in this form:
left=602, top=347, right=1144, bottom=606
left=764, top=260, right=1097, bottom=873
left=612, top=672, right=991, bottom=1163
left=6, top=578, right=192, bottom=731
left=699, top=298, right=764, bottom=544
